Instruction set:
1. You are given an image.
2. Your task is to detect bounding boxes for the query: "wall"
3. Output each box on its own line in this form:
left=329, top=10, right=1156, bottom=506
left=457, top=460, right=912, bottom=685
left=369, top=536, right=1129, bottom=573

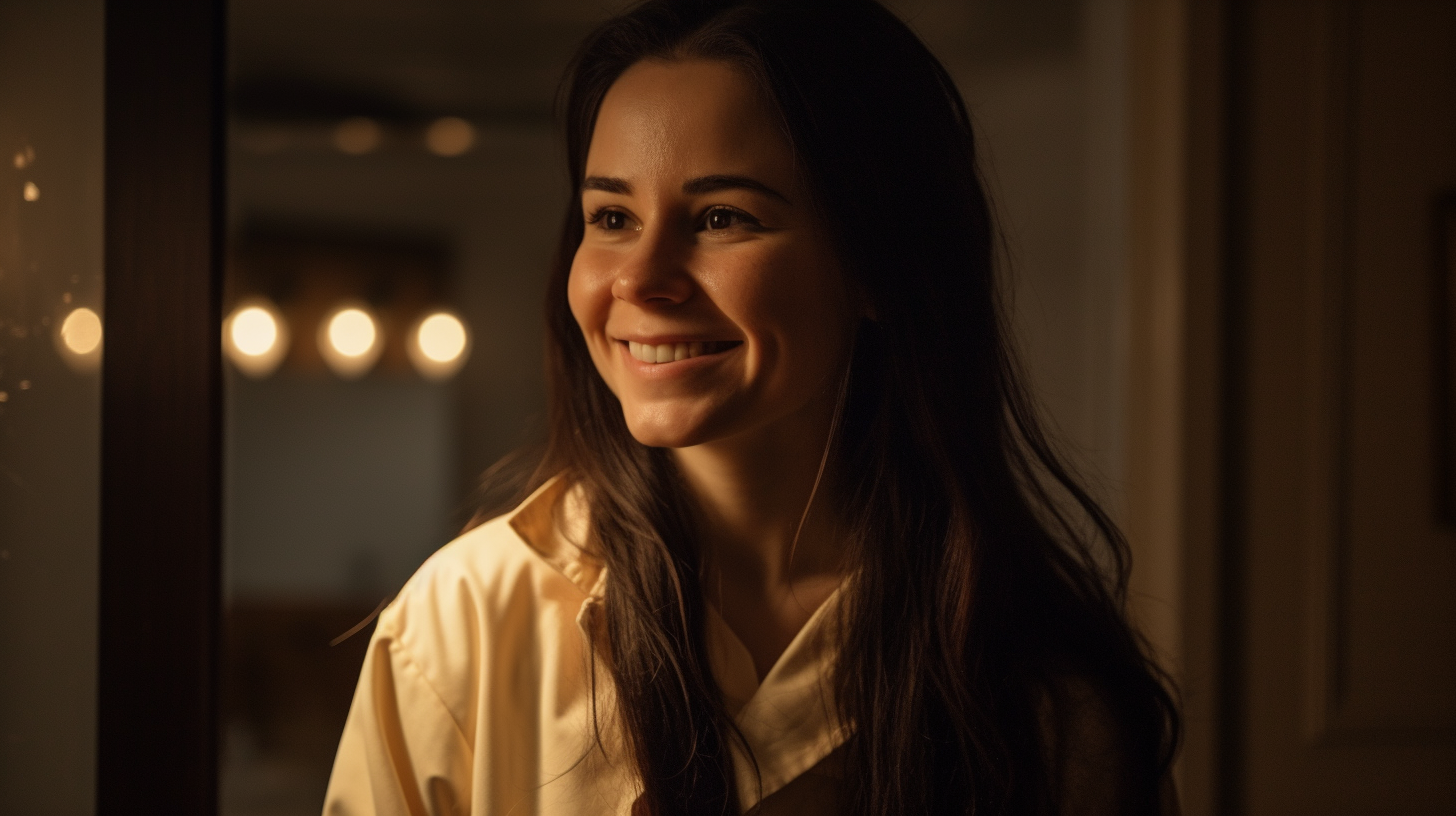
left=0, top=1, right=104, bottom=812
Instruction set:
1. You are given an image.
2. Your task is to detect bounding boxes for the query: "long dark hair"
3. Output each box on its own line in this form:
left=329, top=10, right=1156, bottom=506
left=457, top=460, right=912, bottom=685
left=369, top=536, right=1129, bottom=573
left=502, top=1, right=1180, bottom=812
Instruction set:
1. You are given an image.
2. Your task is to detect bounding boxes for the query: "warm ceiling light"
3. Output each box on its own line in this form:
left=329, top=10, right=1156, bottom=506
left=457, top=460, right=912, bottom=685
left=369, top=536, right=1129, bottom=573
left=223, top=299, right=289, bottom=378
left=319, top=304, right=382, bottom=378
left=60, top=307, right=103, bottom=355
left=333, top=116, right=382, bottom=155
left=416, top=313, right=466, bottom=363
left=424, top=116, right=475, bottom=157
left=230, top=306, right=278, bottom=356
left=408, top=311, right=470, bottom=380
left=328, top=308, right=376, bottom=356
left=56, top=306, right=103, bottom=373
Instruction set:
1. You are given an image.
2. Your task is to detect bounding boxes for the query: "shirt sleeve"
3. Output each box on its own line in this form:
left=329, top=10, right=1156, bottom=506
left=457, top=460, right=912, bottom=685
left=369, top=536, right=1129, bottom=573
left=323, top=612, right=475, bottom=816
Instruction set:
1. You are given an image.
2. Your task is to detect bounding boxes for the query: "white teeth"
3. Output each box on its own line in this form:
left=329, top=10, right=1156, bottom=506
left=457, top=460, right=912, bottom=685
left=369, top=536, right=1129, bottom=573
left=626, top=340, right=732, bottom=364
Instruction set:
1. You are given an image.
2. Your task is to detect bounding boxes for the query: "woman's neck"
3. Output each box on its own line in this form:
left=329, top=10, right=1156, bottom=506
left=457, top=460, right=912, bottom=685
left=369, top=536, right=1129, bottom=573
left=670, top=390, right=845, bottom=590
left=669, top=389, right=848, bottom=680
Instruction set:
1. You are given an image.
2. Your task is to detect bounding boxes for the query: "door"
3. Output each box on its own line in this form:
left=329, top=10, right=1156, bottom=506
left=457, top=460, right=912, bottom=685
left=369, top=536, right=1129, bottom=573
left=1234, top=1, right=1456, bottom=811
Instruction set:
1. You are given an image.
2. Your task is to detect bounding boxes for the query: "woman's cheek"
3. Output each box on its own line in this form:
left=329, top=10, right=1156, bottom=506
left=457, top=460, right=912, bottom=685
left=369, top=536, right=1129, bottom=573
left=566, top=255, right=587, bottom=317
left=566, top=258, right=604, bottom=336
left=565, top=259, right=615, bottom=385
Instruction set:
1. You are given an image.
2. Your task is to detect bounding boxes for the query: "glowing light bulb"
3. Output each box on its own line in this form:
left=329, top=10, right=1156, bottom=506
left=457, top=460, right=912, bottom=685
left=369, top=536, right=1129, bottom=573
left=224, top=299, right=289, bottom=378
left=60, top=307, right=102, bottom=355
left=328, top=309, right=376, bottom=356
left=55, top=305, right=102, bottom=373
left=408, top=310, right=470, bottom=380
left=424, top=117, right=475, bottom=157
left=334, top=117, right=382, bottom=155
left=319, top=304, right=382, bottom=378
left=418, top=313, right=466, bottom=362
left=230, top=306, right=278, bottom=356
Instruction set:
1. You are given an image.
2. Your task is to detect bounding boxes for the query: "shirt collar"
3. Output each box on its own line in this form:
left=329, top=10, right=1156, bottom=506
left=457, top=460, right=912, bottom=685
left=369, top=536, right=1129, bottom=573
left=507, top=475, right=605, bottom=599
left=506, top=474, right=852, bottom=811
left=709, top=587, right=852, bottom=809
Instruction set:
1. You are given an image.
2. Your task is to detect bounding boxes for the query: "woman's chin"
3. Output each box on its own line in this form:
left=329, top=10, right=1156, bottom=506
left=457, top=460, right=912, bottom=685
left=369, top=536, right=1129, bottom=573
left=622, top=409, right=727, bottom=450
left=624, top=423, right=708, bottom=450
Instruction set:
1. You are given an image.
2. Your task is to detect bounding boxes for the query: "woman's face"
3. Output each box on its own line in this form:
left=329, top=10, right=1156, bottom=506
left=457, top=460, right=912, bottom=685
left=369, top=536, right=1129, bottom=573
left=568, top=59, right=859, bottom=449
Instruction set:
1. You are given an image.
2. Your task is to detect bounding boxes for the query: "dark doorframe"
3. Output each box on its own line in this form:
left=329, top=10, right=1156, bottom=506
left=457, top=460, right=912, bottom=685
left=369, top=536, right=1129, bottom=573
left=97, top=0, right=226, bottom=811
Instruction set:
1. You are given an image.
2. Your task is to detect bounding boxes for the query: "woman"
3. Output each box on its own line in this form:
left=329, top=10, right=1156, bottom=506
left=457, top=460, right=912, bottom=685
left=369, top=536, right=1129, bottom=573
left=324, top=1, right=1180, bottom=814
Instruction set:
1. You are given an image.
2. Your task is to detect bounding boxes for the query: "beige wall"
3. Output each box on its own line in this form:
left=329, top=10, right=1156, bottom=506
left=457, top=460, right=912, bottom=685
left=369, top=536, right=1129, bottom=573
left=0, top=1, right=104, bottom=811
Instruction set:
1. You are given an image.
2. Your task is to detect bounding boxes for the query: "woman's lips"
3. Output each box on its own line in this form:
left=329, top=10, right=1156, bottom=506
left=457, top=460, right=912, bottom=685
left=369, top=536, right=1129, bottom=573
left=624, top=339, right=741, bottom=364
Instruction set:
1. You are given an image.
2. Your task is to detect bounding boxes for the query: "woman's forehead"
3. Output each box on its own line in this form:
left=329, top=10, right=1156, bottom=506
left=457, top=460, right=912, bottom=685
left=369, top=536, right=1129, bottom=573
left=584, top=58, right=794, bottom=185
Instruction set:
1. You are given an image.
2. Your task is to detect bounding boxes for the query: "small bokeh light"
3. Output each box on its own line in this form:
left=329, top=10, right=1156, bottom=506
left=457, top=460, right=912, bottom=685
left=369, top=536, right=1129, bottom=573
left=319, top=304, right=382, bottom=379
left=333, top=116, right=382, bottom=155
left=224, top=299, right=289, bottom=378
left=57, top=306, right=103, bottom=372
left=424, top=116, right=475, bottom=157
left=408, top=310, right=470, bottom=380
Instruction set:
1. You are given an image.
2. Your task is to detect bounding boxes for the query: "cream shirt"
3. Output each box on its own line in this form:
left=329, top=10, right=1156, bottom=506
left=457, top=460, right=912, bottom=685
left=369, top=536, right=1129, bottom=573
left=323, top=477, right=851, bottom=816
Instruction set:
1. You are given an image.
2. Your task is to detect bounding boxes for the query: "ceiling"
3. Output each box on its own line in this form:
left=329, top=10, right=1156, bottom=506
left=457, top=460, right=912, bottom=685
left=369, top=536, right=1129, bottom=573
left=229, top=0, right=1081, bottom=125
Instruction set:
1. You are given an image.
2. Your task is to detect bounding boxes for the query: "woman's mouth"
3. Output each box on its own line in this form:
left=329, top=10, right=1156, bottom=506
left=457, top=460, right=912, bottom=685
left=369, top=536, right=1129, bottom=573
left=626, top=340, right=740, bottom=364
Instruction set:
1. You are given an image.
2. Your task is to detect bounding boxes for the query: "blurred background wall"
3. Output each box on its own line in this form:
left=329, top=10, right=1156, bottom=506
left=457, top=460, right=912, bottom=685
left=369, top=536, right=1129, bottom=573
left=0, top=1, right=104, bottom=812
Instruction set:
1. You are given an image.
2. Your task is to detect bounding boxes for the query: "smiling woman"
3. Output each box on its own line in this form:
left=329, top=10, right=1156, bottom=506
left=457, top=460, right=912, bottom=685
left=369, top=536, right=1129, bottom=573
left=569, top=59, right=857, bottom=456
left=323, top=2, right=1179, bottom=815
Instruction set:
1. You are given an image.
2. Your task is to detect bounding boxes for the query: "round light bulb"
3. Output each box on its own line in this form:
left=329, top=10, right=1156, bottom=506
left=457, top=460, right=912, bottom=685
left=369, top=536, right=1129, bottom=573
left=319, top=304, right=382, bottom=379
left=424, top=116, right=476, bottom=157
left=60, top=307, right=103, bottom=355
left=334, top=116, right=382, bottom=155
left=223, top=299, right=289, bottom=378
left=230, top=306, right=278, bottom=357
left=408, top=310, right=470, bottom=380
left=417, top=313, right=466, bottom=362
left=328, top=309, right=377, bottom=357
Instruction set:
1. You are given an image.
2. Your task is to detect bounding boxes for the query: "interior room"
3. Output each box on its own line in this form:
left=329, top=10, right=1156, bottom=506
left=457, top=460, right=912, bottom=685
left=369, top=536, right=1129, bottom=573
left=0, top=0, right=1451, bottom=813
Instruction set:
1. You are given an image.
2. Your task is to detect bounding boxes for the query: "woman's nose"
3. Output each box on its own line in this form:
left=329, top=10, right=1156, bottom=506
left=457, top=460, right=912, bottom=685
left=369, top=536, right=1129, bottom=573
left=610, top=225, right=693, bottom=306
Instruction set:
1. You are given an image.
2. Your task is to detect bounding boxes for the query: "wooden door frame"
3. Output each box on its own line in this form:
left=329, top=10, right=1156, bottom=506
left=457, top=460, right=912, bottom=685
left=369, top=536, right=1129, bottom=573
left=1123, top=1, right=1242, bottom=814
left=97, top=0, right=226, bottom=811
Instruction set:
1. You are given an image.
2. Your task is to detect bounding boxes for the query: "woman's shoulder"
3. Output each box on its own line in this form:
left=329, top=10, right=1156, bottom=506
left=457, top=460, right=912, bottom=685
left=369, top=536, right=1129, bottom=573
left=375, top=475, right=601, bottom=660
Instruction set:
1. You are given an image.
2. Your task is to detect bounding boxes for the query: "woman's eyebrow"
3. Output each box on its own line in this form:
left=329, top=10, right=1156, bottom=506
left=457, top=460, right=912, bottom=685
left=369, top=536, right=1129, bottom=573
left=683, top=174, right=791, bottom=204
left=581, top=176, right=632, bottom=194
left=580, top=174, right=791, bottom=205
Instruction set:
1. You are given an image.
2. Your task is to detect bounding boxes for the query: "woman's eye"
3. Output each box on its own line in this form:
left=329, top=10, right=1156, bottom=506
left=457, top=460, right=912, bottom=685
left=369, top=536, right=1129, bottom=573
left=593, top=210, right=628, bottom=230
left=704, top=207, right=756, bottom=231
